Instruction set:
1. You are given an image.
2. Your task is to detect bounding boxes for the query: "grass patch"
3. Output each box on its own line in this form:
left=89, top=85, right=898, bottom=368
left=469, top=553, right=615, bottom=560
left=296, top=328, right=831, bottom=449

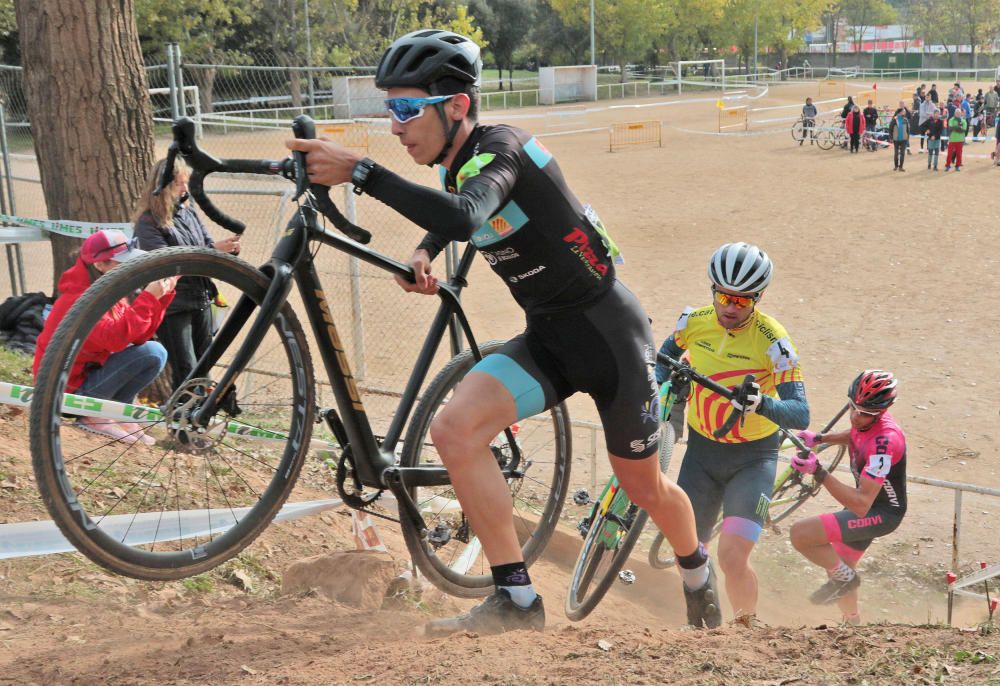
left=181, top=574, right=215, bottom=593
left=0, top=346, right=33, bottom=385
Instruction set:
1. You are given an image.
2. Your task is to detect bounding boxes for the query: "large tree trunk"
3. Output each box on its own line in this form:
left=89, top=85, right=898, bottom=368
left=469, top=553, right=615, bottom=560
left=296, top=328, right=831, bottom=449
left=15, top=0, right=155, bottom=295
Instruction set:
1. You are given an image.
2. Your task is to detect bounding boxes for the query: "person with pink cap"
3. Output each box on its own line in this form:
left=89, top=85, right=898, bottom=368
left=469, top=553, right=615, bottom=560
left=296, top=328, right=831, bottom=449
left=33, top=229, right=177, bottom=444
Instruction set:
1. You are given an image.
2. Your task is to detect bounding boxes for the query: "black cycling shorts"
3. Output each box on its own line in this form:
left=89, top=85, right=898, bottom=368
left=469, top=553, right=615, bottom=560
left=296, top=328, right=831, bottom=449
left=470, top=280, right=659, bottom=458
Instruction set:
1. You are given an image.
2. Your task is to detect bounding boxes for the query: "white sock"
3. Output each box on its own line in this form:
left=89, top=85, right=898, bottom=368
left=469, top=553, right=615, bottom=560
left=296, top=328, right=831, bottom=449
left=501, top=584, right=538, bottom=608
left=827, top=561, right=856, bottom=582
left=680, top=561, right=710, bottom=590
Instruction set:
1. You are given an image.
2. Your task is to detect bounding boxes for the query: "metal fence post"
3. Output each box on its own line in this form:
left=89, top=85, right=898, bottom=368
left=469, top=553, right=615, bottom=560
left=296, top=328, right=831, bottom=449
left=166, top=43, right=180, bottom=120
left=0, top=102, right=24, bottom=296
left=948, top=489, right=963, bottom=624
left=344, top=185, right=366, bottom=381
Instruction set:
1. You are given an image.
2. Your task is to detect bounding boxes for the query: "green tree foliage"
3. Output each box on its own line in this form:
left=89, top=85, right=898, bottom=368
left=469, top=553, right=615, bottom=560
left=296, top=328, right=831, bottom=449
left=529, top=0, right=590, bottom=65
left=551, top=0, right=671, bottom=78
left=470, top=0, right=535, bottom=89
left=844, top=0, right=896, bottom=54
left=722, top=0, right=825, bottom=72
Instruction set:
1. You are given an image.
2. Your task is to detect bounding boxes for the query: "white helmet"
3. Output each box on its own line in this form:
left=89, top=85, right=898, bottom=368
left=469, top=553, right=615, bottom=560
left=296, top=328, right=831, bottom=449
left=708, top=242, right=773, bottom=294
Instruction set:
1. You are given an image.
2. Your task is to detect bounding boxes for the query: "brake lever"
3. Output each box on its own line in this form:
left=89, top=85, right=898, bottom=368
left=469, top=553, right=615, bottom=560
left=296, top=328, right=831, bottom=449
left=153, top=142, right=179, bottom=197
left=290, top=115, right=315, bottom=201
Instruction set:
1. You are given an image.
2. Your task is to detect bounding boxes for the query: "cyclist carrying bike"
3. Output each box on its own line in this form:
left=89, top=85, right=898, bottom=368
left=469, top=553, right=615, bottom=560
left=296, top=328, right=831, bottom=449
left=655, top=242, right=810, bottom=626
left=286, top=29, right=716, bottom=634
left=789, top=370, right=906, bottom=625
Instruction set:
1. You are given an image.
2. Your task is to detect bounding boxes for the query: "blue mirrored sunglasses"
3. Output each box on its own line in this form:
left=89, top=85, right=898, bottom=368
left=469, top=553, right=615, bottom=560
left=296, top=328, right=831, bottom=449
left=384, top=95, right=456, bottom=123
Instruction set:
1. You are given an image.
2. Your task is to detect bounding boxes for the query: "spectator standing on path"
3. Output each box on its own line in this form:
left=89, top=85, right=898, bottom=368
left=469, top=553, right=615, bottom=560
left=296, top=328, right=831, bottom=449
left=961, top=95, right=973, bottom=138
left=133, top=159, right=241, bottom=390
left=929, top=84, right=939, bottom=104
left=840, top=96, right=855, bottom=121
left=845, top=105, right=865, bottom=153
left=32, top=230, right=176, bottom=445
left=862, top=100, right=879, bottom=134
left=945, top=108, right=968, bottom=171
left=985, top=87, right=999, bottom=132
left=888, top=108, right=909, bottom=171
left=801, top=97, right=818, bottom=145
left=924, top=109, right=944, bottom=171
left=918, top=96, right=937, bottom=152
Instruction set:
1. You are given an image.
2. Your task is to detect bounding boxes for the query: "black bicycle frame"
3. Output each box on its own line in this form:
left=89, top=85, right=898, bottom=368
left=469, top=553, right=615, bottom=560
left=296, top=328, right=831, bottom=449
left=188, top=200, right=486, bottom=498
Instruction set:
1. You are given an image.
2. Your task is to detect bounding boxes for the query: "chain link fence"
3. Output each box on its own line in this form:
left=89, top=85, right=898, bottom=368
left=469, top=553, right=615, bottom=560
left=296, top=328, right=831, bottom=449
left=0, top=46, right=684, bottom=443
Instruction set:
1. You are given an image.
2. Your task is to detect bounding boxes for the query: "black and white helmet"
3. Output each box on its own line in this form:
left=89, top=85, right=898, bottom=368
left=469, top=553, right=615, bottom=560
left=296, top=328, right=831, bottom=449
left=375, top=29, right=481, bottom=90
left=708, top=242, right=773, bottom=294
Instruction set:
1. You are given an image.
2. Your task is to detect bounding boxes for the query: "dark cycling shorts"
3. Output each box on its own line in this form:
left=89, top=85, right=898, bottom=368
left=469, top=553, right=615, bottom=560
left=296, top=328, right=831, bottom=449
left=470, top=280, right=659, bottom=459
left=820, top=506, right=905, bottom=565
left=676, top=430, right=780, bottom=543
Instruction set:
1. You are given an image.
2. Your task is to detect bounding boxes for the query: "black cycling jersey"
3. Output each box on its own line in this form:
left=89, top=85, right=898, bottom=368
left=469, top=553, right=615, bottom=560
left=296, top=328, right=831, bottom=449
left=363, top=123, right=617, bottom=314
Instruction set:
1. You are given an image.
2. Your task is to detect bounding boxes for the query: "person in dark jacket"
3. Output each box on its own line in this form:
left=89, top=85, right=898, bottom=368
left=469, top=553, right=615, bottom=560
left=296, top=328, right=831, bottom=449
left=923, top=109, right=944, bottom=171
left=133, top=159, right=241, bottom=390
left=845, top=105, right=865, bottom=153
left=840, top=96, right=855, bottom=120
left=33, top=230, right=175, bottom=444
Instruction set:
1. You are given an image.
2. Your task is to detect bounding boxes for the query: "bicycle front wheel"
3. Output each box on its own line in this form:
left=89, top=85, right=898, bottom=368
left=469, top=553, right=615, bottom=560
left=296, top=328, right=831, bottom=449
left=399, top=340, right=572, bottom=598
left=791, top=120, right=805, bottom=142
left=768, top=441, right=846, bottom=526
left=30, top=247, right=315, bottom=580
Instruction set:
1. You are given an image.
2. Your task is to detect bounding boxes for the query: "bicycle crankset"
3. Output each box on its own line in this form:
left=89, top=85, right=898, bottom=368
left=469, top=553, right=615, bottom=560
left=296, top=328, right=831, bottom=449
left=335, top=448, right=385, bottom=511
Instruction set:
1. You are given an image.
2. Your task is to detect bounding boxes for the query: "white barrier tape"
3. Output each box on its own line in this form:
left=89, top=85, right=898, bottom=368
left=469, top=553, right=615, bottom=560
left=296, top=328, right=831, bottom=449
left=0, top=382, right=337, bottom=453
left=667, top=125, right=791, bottom=138
left=752, top=96, right=846, bottom=113
left=0, top=497, right=345, bottom=560
left=0, top=214, right=133, bottom=240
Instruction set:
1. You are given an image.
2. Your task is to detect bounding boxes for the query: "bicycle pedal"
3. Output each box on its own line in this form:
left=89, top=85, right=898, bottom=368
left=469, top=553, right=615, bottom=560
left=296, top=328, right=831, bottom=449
left=576, top=518, right=591, bottom=538
left=618, top=570, right=636, bottom=585
left=572, top=489, right=591, bottom=506
left=427, top=522, right=452, bottom=548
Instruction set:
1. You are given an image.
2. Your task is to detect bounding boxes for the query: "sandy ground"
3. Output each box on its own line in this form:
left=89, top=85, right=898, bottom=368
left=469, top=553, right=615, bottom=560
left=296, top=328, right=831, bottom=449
left=4, top=79, right=1000, bottom=683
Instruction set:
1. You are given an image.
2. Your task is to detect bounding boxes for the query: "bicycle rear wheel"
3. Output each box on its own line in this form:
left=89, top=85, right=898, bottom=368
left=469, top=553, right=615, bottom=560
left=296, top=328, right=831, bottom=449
left=563, top=420, right=675, bottom=619
left=399, top=341, right=572, bottom=598
left=815, top=128, right=835, bottom=150
left=30, top=248, right=315, bottom=580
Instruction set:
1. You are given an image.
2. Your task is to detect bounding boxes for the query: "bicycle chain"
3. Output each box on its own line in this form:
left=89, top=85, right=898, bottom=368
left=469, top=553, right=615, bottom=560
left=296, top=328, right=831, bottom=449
left=334, top=448, right=399, bottom=523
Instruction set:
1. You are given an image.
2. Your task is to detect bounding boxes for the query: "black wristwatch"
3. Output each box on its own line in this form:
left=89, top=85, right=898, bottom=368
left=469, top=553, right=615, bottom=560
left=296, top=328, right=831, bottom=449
left=351, top=157, right=376, bottom=195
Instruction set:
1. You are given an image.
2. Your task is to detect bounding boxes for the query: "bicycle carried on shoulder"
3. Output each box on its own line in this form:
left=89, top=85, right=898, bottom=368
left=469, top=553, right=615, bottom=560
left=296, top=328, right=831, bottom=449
left=564, top=352, right=847, bottom=620
left=29, top=116, right=572, bottom=598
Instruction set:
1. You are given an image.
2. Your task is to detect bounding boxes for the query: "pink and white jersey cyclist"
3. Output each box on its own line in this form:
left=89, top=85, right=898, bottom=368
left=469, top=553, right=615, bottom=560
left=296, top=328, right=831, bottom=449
left=788, top=370, right=906, bottom=625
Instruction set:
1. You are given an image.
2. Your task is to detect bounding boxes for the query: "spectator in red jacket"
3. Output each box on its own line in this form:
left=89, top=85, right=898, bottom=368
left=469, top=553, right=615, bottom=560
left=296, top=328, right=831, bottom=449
left=845, top=104, right=866, bottom=153
left=33, top=229, right=177, bottom=444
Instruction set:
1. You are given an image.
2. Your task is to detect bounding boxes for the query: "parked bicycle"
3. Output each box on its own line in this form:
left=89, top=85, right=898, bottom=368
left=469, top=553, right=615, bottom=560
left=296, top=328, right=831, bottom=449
left=815, top=119, right=848, bottom=151
left=565, top=352, right=846, bottom=620
left=791, top=117, right=817, bottom=145
left=29, top=116, right=572, bottom=597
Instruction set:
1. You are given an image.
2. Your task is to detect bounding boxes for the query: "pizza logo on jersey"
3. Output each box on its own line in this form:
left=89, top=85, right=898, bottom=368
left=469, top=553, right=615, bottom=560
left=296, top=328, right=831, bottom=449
left=563, top=227, right=609, bottom=280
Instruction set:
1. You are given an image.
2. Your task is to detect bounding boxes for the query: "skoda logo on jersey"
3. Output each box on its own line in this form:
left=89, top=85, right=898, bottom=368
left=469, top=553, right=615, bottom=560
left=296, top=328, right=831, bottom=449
left=509, top=265, right=546, bottom=283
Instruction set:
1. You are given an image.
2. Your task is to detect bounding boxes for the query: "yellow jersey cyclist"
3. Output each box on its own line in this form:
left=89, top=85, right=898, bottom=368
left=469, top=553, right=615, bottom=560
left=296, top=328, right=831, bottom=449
left=655, top=242, right=810, bottom=625
left=288, top=29, right=716, bottom=635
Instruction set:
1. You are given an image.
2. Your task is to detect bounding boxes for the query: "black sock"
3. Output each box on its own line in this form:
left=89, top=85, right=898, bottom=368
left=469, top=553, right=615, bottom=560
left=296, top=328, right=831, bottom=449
left=676, top=542, right=708, bottom=570
left=491, top=561, right=531, bottom=588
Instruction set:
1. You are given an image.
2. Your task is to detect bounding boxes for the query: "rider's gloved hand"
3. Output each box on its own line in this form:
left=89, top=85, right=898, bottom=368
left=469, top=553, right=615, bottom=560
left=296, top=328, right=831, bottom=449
left=730, top=381, right=762, bottom=414
left=791, top=451, right=819, bottom=475
left=797, top=430, right=823, bottom=448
